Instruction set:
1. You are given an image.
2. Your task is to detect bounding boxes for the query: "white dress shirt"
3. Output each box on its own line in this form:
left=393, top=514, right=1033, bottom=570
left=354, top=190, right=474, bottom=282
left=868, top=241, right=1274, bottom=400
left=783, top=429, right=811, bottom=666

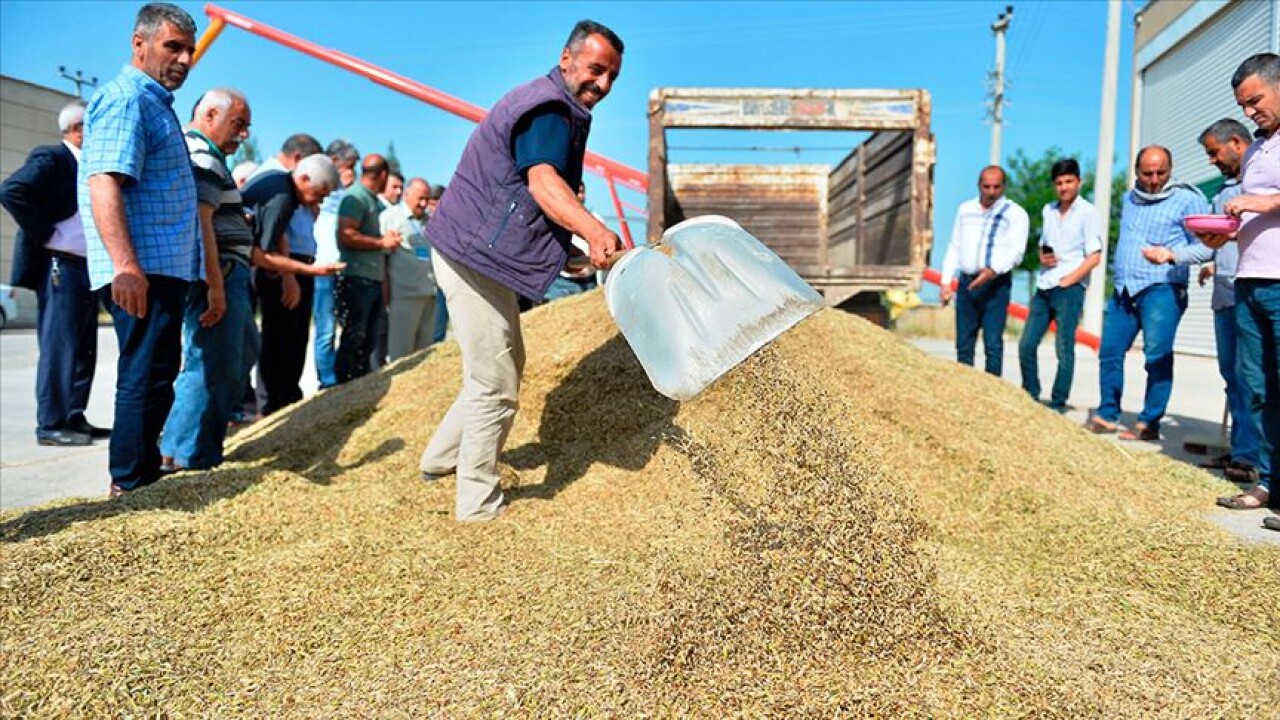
left=940, top=196, right=1029, bottom=286
left=46, top=140, right=87, bottom=257
left=1037, top=196, right=1103, bottom=290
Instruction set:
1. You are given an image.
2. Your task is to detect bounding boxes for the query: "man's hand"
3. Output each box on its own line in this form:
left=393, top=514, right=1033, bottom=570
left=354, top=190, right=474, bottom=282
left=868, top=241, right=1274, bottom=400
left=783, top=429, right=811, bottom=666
left=380, top=229, right=402, bottom=251
left=280, top=273, right=301, bottom=310
left=1141, top=246, right=1175, bottom=265
left=112, top=265, right=149, bottom=319
left=311, top=262, right=346, bottom=276
left=199, top=281, right=226, bottom=327
left=1224, top=193, right=1279, bottom=218
left=585, top=229, right=622, bottom=269
left=1195, top=232, right=1235, bottom=250
left=1198, top=263, right=1215, bottom=287
left=939, top=286, right=953, bottom=306
left=1039, top=248, right=1058, bottom=269
left=967, top=267, right=996, bottom=290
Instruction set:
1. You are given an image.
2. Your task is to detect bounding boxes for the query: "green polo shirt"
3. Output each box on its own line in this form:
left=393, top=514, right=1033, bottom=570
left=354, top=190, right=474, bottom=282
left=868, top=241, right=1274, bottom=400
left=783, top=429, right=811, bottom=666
left=337, top=183, right=386, bottom=281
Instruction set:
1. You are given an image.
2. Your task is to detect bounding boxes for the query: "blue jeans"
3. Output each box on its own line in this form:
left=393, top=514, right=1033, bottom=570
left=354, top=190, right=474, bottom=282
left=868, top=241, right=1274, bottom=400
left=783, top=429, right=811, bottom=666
left=432, top=287, right=450, bottom=343
left=101, top=275, right=188, bottom=490
left=955, top=271, right=1012, bottom=376
left=161, top=262, right=253, bottom=469
left=542, top=275, right=597, bottom=303
left=1018, top=283, right=1085, bottom=409
left=1095, top=283, right=1188, bottom=430
left=35, top=254, right=100, bottom=437
left=313, top=275, right=337, bottom=388
left=1215, top=306, right=1260, bottom=466
left=334, top=275, right=384, bottom=384
left=1235, top=279, right=1280, bottom=500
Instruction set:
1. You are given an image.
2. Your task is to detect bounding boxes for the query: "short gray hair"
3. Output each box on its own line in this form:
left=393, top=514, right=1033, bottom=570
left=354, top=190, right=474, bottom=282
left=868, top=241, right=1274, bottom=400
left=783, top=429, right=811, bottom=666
left=134, top=3, right=197, bottom=39
left=295, top=154, right=339, bottom=192
left=1232, top=53, right=1280, bottom=90
left=1199, top=118, right=1252, bottom=146
left=192, top=87, right=247, bottom=121
left=57, top=100, right=86, bottom=133
left=325, top=138, right=360, bottom=168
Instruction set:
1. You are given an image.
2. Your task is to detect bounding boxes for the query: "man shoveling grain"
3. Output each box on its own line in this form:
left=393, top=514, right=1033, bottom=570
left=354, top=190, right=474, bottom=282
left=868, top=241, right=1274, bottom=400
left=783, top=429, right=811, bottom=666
left=418, top=20, right=625, bottom=521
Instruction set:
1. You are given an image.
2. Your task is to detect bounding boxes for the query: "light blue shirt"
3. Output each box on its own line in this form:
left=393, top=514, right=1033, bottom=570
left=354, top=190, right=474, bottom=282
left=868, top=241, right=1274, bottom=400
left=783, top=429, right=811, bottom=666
left=1112, top=186, right=1209, bottom=297
left=80, top=65, right=198, bottom=289
left=1037, top=196, right=1103, bottom=290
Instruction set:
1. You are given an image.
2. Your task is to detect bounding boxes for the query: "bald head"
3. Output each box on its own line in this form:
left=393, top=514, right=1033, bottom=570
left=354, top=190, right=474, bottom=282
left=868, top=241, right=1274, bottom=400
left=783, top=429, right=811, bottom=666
left=978, top=165, right=1006, bottom=208
left=360, top=153, right=390, bottom=193
left=1134, top=145, right=1172, bottom=193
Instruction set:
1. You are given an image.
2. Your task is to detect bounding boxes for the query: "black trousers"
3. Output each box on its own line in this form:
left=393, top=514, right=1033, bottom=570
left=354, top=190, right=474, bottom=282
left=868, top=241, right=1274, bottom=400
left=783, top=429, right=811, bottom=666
left=255, top=266, right=314, bottom=415
left=35, top=253, right=100, bottom=437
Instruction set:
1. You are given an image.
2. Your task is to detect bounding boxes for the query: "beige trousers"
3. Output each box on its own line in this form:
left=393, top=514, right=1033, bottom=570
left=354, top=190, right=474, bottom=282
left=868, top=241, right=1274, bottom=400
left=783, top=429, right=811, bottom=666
left=419, top=252, right=524, bottom=521
left=388, top=294, right=436, bottom=361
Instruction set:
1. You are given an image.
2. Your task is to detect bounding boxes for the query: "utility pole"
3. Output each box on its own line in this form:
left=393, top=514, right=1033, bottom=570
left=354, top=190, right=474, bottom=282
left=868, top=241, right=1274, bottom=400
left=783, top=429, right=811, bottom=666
left=59, top=66, right=98, bottom=99
left=988, top=5, right=1013, bottom=167
left=1083, top=0, right=1122, bottom=336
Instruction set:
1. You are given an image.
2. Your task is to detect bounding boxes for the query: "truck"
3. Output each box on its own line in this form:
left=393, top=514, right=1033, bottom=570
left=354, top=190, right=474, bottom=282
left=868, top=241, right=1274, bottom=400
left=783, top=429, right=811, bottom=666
left=647, top=87, right=936, bottom=318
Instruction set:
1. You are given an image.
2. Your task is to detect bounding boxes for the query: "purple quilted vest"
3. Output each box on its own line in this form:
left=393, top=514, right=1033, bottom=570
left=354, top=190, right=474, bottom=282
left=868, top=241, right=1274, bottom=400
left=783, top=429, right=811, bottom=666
left=427, top=68, right=592, bottom=298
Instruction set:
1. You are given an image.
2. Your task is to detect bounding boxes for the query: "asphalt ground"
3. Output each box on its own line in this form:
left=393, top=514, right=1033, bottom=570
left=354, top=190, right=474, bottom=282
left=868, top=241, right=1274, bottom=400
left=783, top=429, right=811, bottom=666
left=1, top=322, right=1275, bottom=545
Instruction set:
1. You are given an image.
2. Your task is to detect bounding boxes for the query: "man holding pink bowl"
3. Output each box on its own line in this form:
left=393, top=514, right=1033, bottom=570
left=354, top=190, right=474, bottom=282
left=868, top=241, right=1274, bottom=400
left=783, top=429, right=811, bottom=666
left=1198, top=54, right=1280, bottom=531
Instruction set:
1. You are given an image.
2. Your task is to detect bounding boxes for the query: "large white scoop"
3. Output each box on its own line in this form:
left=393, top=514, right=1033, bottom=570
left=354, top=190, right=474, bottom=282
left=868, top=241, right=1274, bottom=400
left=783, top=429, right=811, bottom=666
left=605, top=215, right=826, bottom=401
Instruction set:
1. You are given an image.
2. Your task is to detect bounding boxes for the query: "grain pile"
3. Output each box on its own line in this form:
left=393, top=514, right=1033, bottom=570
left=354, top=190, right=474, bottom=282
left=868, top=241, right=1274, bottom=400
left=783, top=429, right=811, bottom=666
left=2, top=290, right=1278, bottom=717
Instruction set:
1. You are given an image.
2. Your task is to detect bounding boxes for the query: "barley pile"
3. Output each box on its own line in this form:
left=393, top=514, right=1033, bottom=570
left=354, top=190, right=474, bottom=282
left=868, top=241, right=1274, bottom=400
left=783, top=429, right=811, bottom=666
left=2, top=290, right=1277, bottom=717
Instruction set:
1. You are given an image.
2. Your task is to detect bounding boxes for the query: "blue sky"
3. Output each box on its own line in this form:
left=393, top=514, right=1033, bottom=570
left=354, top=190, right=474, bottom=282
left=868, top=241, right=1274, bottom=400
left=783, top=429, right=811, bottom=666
left=0, top=0, right=1136, bottom=275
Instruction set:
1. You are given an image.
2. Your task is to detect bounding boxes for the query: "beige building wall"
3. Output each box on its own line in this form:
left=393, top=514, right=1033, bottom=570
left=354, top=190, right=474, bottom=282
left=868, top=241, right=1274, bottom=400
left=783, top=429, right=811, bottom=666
left=0, top=75, right=77, bottom=317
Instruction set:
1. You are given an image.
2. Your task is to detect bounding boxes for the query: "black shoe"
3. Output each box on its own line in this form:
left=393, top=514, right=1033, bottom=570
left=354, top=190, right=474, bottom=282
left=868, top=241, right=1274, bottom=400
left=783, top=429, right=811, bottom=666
left=69, top=418, right=111, bottom=439
left=37, top=430, right=92, bottom=447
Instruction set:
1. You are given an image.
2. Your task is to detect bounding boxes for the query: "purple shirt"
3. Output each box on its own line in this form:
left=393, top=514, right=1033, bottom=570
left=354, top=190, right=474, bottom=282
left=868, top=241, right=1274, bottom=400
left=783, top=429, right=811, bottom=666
left=1237, top=130, right=1280, bottom=280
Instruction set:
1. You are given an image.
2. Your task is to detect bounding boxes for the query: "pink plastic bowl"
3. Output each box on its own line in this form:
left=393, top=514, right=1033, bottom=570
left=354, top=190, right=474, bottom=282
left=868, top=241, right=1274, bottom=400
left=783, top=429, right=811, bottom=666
left=1185, top=214, right=1240, bottom=235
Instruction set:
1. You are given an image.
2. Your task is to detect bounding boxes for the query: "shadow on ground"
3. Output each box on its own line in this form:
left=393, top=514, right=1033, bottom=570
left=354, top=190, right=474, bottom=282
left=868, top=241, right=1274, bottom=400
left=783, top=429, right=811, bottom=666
left=503, top=335, right=679, bottom=503
left=0, top=351, right=430, bottom=543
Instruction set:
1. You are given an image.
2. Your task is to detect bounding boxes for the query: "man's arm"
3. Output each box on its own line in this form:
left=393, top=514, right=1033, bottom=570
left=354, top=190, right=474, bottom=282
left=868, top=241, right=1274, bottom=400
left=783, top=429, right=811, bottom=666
left=249, top=246, right=343, bottom=276
left=256, top=193, right=301, bottom=308
left=0, top=148, right=57, bottom=236
left=195, top=203, right=226, bottom=327
left=526, top=165, right=619, bottom=267
left=938, top=212, right=963, bottom=304
left=1225, top=193, right=1280, bottom=218
left=1060, top=251, right=1101, bottom=287
left=88, top=173, right=148, bottom=318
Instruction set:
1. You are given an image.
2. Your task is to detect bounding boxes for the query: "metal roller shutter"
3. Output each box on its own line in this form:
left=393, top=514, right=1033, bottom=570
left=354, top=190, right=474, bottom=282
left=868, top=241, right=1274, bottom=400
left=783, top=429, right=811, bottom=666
left=1138, top=0, right=1271, bottom=357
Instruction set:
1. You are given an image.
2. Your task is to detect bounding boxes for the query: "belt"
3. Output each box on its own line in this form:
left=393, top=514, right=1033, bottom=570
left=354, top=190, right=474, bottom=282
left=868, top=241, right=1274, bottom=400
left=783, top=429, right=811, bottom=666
left=290, top=253, right=315, bottom=264
left=48, top=249, right=86, bottom=262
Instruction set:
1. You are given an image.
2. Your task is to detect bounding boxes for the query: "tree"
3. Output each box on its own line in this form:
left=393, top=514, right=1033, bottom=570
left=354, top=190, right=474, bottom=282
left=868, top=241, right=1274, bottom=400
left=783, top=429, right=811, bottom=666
left=1004, top=146, right=1127, bottom=294
left=386, top=140, right=402, bottom=175
left=230, top=134, right=260, bottom=170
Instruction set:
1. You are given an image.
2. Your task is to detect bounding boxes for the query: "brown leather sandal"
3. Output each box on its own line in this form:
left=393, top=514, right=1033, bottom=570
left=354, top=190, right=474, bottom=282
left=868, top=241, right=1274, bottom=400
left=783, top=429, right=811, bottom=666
left=1085, top=416, right=1119, bottom=434
left=1216, top=486, right=1270, bottom=510
left=1118, top=423, right=1160, bottom=442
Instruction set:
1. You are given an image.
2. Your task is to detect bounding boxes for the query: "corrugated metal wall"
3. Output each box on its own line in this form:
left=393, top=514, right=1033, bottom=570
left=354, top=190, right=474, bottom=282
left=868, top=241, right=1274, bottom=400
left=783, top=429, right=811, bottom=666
left=1138, top=0, right=1271, bottom=356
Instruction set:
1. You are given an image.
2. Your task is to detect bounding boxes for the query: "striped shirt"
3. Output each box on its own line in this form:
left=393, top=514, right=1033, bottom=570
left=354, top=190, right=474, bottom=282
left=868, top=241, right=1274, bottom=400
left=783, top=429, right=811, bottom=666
left=1111, top=186, right=1208, bottom=296
left=186, top=129, right=253, bottom=265
left=1173, top=178, right=1242, bottom=310
left=80, top=65, right=198, bottom=289
left=940, top=196, right=1029, bottom=286
left=1037, top=196, right=1103, bottom=290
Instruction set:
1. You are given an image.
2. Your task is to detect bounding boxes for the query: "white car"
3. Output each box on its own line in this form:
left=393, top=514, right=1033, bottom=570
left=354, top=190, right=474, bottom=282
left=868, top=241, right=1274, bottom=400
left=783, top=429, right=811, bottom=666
left=0, top=284, right=17, bottom=330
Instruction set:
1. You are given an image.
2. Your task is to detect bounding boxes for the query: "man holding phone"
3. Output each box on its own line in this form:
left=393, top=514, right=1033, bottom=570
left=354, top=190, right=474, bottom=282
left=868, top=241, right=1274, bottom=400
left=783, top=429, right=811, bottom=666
left=1018, top=158, right=1102, bottom=411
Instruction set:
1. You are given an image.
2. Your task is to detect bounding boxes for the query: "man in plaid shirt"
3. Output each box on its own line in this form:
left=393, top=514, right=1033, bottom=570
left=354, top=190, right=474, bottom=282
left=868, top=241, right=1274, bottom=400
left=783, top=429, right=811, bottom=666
left=79, top=3, right=199, bottom=496
left=1086, top=146, right=1209, bottom=442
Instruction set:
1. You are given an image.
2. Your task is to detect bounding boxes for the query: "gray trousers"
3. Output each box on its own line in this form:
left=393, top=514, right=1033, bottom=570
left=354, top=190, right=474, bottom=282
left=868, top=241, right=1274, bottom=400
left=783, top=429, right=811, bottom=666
left=419, top=252, right=523, bottom=521
left=388, top=294, right=436, bottom=361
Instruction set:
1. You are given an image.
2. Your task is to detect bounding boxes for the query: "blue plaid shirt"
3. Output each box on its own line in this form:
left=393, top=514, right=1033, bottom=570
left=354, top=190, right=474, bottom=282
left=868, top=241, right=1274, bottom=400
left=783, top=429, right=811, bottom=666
left=80, top=65, right=198, bottom=289
left=1111, top=186, right=1208, bottom=297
